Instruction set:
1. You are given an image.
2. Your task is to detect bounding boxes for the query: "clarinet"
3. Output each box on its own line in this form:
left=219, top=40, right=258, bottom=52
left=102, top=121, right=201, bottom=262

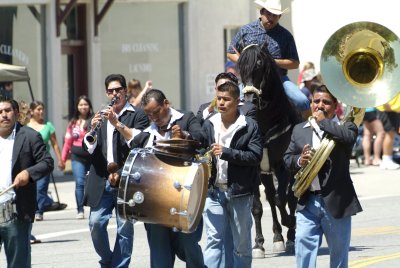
left=85, top=96, right=119, bottom=143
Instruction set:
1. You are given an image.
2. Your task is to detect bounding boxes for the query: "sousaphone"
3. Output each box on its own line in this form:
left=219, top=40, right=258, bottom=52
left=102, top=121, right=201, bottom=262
left=293, top=21, right=400, bottom=198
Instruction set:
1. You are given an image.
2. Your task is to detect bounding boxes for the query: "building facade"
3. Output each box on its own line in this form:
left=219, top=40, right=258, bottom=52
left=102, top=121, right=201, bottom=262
left=0, top=0, right=398, bottom=142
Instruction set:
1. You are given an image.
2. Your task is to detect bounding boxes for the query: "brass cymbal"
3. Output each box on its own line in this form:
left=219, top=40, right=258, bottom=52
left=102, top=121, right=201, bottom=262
left=155, top=139, right=202, bottom=149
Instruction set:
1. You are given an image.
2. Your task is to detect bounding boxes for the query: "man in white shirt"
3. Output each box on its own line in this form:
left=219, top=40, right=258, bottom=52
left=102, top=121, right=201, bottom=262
left=0, top=97, right=53, bottom=267
left=83, top=74, right=149, bottom=268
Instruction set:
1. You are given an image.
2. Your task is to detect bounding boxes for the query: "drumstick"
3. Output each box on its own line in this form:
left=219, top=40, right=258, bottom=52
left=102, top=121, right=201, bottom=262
left=0, top=183, right=16, bottom=197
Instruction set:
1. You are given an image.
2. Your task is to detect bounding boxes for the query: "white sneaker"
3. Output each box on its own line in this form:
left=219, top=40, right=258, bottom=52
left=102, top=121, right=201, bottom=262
left=76, top=212, right=84, bottom=219
left=380, top=160, right=400, bottom=170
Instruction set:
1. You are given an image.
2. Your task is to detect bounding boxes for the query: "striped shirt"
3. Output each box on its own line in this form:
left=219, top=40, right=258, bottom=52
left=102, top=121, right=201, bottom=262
left=228, top=19, right=299, bottom=75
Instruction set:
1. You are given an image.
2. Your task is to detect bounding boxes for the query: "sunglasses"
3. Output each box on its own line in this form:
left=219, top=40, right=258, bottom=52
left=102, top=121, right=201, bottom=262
left=106, top=86, right=124, bottom=95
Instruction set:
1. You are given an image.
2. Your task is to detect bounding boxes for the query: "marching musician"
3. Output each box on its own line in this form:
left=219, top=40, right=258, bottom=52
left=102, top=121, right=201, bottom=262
left=196, top=72, right=257, bottom=125
left=131, top=89, right=205, bottom=268
left=202, top=81, right=263, bottom=268
left=83, top=74, right=149, bottom=268
left=0, top=97, right=54, bottom=267
left=283, top=85, right=363, bottom=268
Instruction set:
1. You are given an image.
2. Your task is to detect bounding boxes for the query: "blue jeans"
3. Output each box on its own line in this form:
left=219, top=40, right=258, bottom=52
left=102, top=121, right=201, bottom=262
left=71, top=160, right=89, bottom=213
left=296, top=195, right=351, bottom=268
left=145, top=220, right=204, bottom=268
left=0, top=218, right=31, bottom=268
left=89, top=181, right=134, bottom=268
left=36, top=174, right=54, bottom=215
left=203, top=188, right=253, bottom=268
left=281, top=75, right=310, bottom=111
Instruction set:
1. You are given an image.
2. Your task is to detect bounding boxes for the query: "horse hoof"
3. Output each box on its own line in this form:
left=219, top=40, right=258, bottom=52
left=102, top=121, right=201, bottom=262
left=272, top=241, right=285, bottom=253
left=285, top=240, right=295, bottom=255
left=252, top=248, right=265, bottom=258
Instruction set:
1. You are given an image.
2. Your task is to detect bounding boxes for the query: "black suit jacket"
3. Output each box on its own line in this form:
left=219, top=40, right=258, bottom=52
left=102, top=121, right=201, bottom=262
left=12, top=124, right=54, bottom=222
left=283, top=119, right=363, bottom=219
left=196, top=101, right=257, bottom=125
left=83, top=105, right=149, bottom=207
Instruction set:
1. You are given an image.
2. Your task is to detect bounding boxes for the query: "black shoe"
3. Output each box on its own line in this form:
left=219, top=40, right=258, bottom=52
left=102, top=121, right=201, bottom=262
left=44, top=202, right=68, bottom=212
left=57, top=203, right=67, bottom=210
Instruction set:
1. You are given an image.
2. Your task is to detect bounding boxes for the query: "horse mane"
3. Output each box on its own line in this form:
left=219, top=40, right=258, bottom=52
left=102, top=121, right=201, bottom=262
left=237, top=45, right=300, bottom=133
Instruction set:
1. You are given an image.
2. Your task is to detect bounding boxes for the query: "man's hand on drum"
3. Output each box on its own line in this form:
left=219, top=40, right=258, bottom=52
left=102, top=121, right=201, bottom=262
left=108, top=172, right=120, bottom=187
left=13, top=170, right=30, bottom=188
left=171, top=125, right=190, bottom=139
left=211, top=143, right=223, bottom=157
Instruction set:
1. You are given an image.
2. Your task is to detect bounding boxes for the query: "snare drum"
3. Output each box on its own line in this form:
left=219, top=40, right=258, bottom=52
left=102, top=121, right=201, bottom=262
left=118, top=148, right=209, bottom=233
left=0, top=191, right=17, bottom=224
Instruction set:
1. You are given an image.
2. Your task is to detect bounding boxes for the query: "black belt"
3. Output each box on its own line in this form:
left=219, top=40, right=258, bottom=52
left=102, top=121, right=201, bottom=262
left=309, top=190, right=322, bottom=195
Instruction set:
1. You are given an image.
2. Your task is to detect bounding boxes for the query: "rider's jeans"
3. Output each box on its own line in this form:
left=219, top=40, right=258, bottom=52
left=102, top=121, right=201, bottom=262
left=281, top=75, right=310, bottom=111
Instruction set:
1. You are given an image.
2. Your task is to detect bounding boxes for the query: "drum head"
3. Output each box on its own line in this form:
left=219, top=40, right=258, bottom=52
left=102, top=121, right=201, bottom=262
left=185, top=162, right=209, bottom=233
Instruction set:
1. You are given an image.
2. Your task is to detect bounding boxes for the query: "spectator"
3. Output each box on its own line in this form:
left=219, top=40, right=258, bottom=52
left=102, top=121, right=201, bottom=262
left=61, top=95, right=94, bottom=219
left=297, top=61, right=315, bottom=87
left=362, top=108, right=384, bottom=166
left=127, top=78, right=153, bottom=107
left=300, top=68, right=319, bottom=101
left=27, top=100, right=67, bottom=221
left=378, top=109, right=400, bottom=169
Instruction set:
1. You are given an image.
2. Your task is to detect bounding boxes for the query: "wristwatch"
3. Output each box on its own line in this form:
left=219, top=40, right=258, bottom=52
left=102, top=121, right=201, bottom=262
left=116, top=121, right=126, bottom=130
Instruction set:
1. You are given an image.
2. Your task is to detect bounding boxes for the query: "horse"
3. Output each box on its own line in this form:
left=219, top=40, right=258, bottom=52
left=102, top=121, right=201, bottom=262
left=237, top=44, right=300, bottom=256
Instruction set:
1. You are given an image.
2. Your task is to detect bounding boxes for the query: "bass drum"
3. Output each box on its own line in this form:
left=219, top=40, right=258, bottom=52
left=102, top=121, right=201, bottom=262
left=118, top=148, right=209, bottom=233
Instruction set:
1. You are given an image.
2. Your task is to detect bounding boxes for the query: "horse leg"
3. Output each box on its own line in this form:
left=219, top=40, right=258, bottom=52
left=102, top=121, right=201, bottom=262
left=251, top=187, right=265, bottom=258
left=261, top=173, right=285, bottom=253
left=274, top=163, right=296, bottom=230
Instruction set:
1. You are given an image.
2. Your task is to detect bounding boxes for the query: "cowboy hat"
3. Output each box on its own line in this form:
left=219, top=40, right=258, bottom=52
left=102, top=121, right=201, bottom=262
left=254, top=0, right=289, bottom=15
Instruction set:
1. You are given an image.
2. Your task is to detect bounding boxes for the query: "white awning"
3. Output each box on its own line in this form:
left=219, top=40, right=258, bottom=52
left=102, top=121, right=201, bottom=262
left=0, top=63, right=30, bottom=82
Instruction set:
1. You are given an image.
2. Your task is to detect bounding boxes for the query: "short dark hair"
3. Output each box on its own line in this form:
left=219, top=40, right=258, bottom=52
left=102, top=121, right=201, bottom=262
left=313, top=84, right=337, bottom=103
left=0, top=96, right=19, bottom=112
left=215, top=72, right=239, bottom=85
left=141, top=89, right=167, bottom=107
left=217, top=81, right=240, bottom=99
left=105, top=74, right=127, bottom=89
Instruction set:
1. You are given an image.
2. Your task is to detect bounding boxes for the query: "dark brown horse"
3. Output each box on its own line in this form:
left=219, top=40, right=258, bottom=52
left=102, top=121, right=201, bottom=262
left=237, top=44, right=300, bottom=256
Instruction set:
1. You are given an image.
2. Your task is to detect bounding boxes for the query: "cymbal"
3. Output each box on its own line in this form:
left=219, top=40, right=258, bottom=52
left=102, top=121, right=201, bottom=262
left=155, top=138, right=202, bottom=149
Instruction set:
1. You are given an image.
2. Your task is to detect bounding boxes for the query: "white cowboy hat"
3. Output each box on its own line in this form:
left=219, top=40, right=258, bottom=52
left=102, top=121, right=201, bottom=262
left=254, top=0, right=289, bottom=15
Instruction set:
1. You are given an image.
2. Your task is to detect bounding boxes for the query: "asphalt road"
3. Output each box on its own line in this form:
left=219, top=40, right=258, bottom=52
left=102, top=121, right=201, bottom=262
left=1, top=160, right=399, bottom=267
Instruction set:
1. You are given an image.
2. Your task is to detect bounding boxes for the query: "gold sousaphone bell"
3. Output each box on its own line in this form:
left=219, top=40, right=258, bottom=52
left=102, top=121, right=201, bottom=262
left=293, top=21, right=400, bottom=198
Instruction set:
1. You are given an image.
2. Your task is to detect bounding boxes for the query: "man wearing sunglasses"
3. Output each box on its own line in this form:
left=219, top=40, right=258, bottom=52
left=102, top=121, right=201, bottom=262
left=227, top=0, right=309, bottom=112
left=283, top=85, right=362, bottom=267
left=83, top=74, right=149, bottom=268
